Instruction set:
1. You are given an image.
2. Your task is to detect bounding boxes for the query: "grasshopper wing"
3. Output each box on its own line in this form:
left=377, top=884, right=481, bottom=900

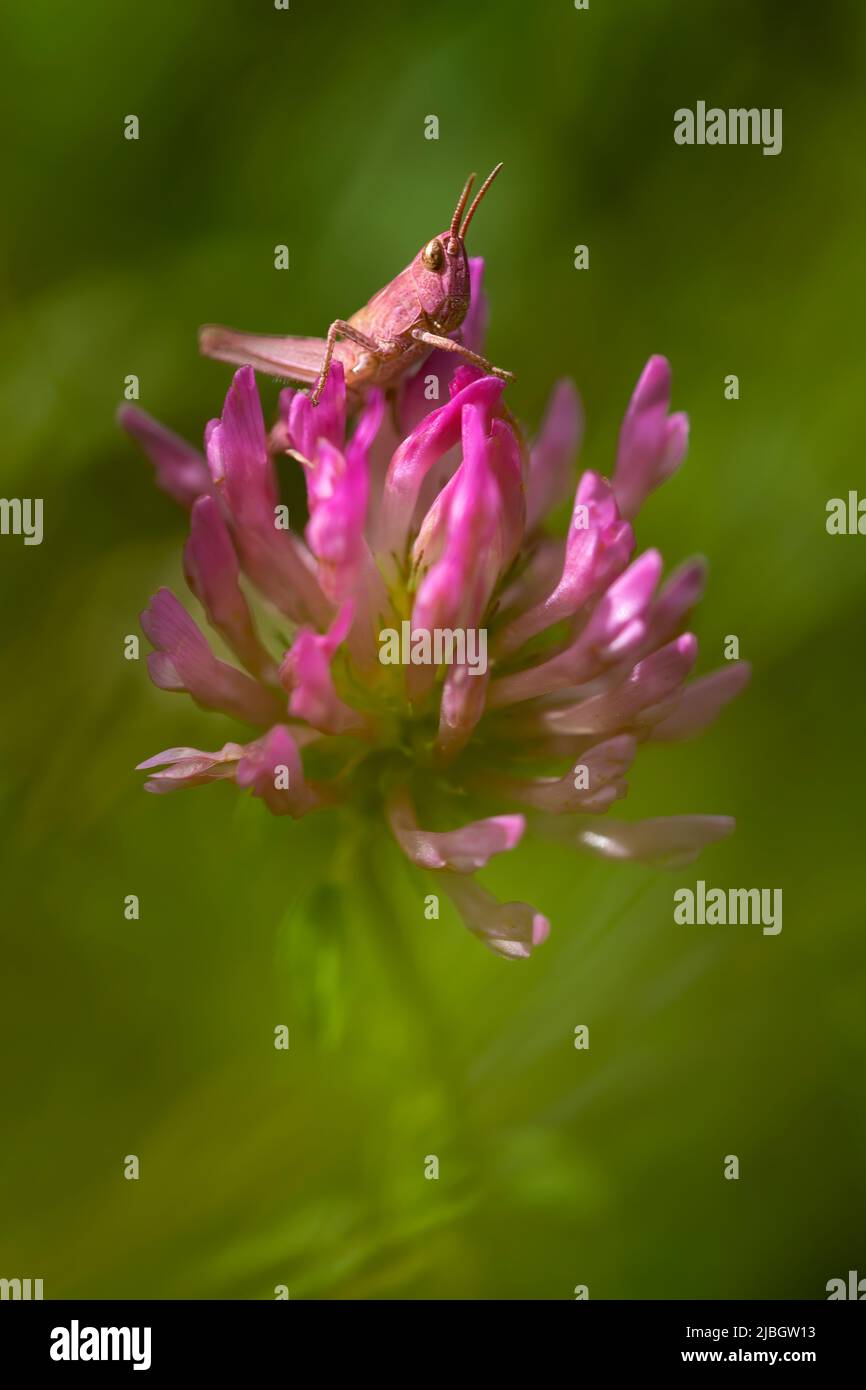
left=199, top=326, right=353, bottom=384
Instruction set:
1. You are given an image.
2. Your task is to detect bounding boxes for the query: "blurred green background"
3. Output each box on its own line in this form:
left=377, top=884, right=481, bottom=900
left=2, top=0, right=865, bottom=1299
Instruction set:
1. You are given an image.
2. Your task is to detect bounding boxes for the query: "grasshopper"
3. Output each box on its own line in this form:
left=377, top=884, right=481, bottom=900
left=199, top=163, right=514, bottom=408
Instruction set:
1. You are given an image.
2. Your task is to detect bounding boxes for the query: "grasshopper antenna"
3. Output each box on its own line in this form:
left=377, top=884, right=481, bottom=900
left=450, top=171, right=476, bottom=239
left=460, top=162, right=503, bottom=239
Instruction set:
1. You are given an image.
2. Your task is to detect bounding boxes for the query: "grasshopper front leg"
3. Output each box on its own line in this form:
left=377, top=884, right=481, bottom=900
left=410, top=329, right=515, bottom=384
left=312, top=319, right=398, bottom=405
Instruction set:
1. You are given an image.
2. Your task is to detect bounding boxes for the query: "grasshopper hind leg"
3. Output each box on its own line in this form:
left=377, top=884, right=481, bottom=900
left=310, top=320, right=387, bottom=405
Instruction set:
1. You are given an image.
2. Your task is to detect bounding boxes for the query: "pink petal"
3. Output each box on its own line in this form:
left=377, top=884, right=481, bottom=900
left=462, top=257, right=489, bottom=354
left=280, top=602, right=369, bottom=735
left=490, top=550, right=662, bottom=707
left=582, top=549, right=664, bottom=659
left=386, top=784, right=524, bottom=872
left=414, top=411, right=522, bottom=585
left=613, top=356, right=689, bottom=519
left=496, top=471, right=633, bottom=656
left=652, top=662, right=751, bottom=741
left=573, top=814, right=735, bottom=868
left=636, top=556, right=707, bottom=657
left=542, top=634, right=698, bottom=736
left=206, top=365, right=276, bottom=526
left=286, top=359, right=347, bottom=459
left=435, top=664, right=490, bottom=762
left=235, top=725, right=324, bottom=817
left=526, top=379, right=584, bottom=531
left=141, top=588, right=280, bottom=725
left=496, top=536, right=566, bottom=620
left=439, top=872, right=550, bottom=959
left=207, top=367, right=331, bottom=627
left=487, top=417, right=527, bottom=573
left=184, top=495, right=275, bottom=679
left=296, top=390, right=391, bottom=668
left=136, top=742, right=244, bottom=793
left=118, top=405, right=212, bottom=508
left=304, top=441, right=366, bottom=595
left=379, top=372, right=506, bottom=561
left=417, top=403, right=519, bottom=601
left=407, top=402, right=507, bottom=703
left=481, top=734, right=637, bottom=814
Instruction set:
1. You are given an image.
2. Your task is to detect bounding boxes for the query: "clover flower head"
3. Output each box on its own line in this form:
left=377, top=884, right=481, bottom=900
left=121, top=260, right=748, bottom=959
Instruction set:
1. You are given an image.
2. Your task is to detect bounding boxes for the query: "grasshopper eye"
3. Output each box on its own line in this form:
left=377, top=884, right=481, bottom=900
left=422, top=238, right=444, bottom=272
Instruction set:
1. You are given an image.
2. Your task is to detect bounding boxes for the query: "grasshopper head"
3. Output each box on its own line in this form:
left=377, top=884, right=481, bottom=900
left=411, top=163, right=503, bottom=333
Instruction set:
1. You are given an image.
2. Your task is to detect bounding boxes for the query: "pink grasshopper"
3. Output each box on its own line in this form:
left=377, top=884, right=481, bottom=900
left=199, top=164, right=514, bottom=409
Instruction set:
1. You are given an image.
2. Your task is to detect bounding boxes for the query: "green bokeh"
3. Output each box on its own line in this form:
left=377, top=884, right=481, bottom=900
left=1, top=0, right=864, bottom=1299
